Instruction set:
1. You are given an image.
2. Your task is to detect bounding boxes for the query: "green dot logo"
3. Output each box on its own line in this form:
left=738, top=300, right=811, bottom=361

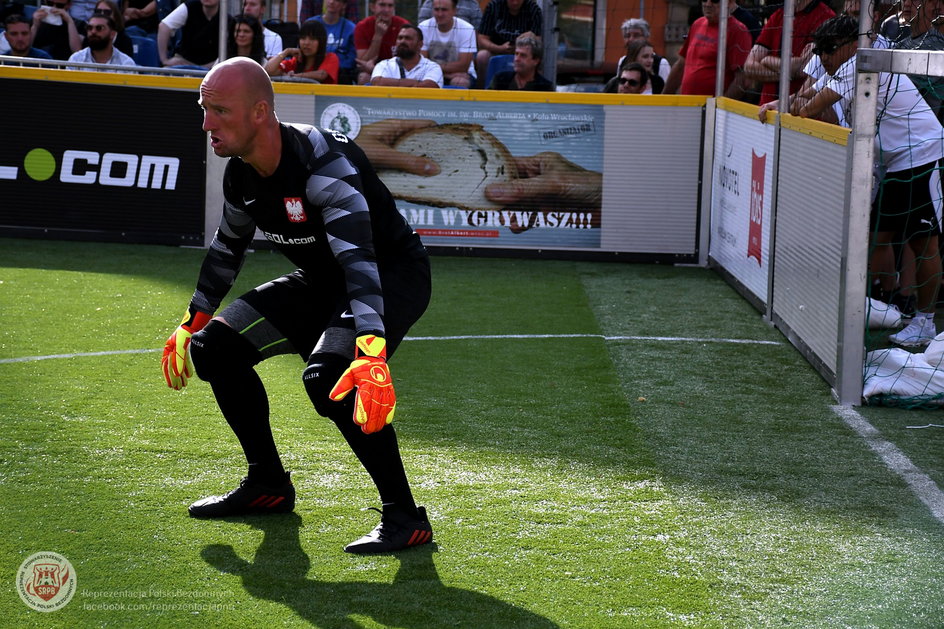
left=24, top=148, right=57, bottom=181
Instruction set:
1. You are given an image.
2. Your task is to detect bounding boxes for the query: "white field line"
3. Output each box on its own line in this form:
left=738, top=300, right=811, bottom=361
left=2, top=339, right=939, bottom=524
left=0, top=334, right=782, bottom=364
left=832, top=405, right=944, bottom=526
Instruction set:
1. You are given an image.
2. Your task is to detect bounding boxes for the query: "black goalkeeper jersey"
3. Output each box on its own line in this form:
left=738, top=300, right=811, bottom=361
left=189, top=123, right=425, bottom=337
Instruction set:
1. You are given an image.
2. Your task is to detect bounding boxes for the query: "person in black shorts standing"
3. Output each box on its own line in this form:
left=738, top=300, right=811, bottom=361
left=161, top=57, right=433, bottom=554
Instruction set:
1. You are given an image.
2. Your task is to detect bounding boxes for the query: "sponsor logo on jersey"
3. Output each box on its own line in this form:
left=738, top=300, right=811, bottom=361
left=261, top=230, right=318, bottom=246
left=284, top=197, right=307, bottom=223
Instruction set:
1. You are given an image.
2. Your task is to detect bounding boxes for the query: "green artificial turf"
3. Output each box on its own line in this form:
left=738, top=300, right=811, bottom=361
left=0, top=238, right=942, bottom=628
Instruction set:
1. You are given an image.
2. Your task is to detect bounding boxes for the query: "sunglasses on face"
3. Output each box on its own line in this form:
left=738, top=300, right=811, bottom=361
left=619, top=77, right=641, bottom=87
left=88, top=23, right=109, bottom=31
left=92, top=7, right=113, bottom=15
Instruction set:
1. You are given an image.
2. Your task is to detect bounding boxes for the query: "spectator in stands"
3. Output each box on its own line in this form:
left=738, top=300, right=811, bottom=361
left=89, top=0, right=133, bottom=58
left=2, top=14, right=53, bottom=60
left=616, top=61, right=649, bottom=94
left=622, top=39, right=663, bottom=94
left=879, top=0, right=912, bottom=43
left=617, top=18, right=670, bottom=85
left=892, top=0, right=944, bottom=121
left=308, top=0, right=356, bottom=84
left=67, top=13, right=136, bottom=69
left=663, top=0, right=752, bottom=97
left=418, top=0, right=481, bottom=29
left=228, top=14, right=266, bottom=64
left=370, top=24, right=442, bottom=87
left=756, top=0, right=877, bottom=125
left=418, top=0, right=476, bottom=88
left=123, top=0, right=159, bottom=35
left=242, top=0, right=283, bottom=60
left=475, top=0, right=542, bottom=88
left=743, top=0, right=835, bottom=106
left=798, top=15, right=944, bottom=347
left=30, top=0, right=85, bottom=60
left=731, top=1, right=762, bottom=43
left=69, top=0, right=97, bottom=23
left=354, top=0, right=408, bottom=84
left=266, top=19, right=339, bottom=82
left=300, top=0, right=359, bottom=25
left=158, top=0, right=221, bottom=68
left=487, top=33, right=550, bottom=90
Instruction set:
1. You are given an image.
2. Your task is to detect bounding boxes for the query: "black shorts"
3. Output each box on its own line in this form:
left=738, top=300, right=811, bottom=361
left=216, top=255, right=431, bottom=362
left=872, top=161, right=941, bottom=238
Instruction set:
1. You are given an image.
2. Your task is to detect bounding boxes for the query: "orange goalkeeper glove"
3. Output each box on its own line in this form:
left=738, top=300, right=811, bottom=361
left=329, top=335, right=396, bottom=434
left=161, top=308, right=212, bottom=390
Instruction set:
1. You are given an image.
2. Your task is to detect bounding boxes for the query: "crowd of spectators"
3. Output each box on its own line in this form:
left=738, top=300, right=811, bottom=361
left=0, top=0, right=941, bottom=104
left=0, top=0, right=548, bottom=89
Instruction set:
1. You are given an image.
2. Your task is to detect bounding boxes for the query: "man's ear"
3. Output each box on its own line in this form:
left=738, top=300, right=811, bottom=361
left=252, top=100, right=270, bottom=124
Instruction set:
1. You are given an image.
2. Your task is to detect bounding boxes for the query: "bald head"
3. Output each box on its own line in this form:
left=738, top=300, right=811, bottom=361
left=202, top=57, right=275, bottom=111
left=200, top=57, right=282, bottom=165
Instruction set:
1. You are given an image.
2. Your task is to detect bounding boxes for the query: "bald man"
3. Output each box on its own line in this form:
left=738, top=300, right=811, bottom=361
left=161, top=58, right=433, bottom=554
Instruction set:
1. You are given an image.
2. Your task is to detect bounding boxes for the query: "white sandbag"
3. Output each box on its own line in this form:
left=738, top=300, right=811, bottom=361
left=863, top=333, right=944, bottom=404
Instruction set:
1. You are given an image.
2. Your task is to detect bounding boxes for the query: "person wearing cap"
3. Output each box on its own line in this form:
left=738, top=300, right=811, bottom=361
left=798, top=15, right=944, bottom=349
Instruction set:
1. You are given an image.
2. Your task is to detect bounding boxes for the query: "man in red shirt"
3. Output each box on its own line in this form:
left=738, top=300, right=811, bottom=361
left=743, top=0, right=835, bottom=105
left=663, top=0, right=752, bottom=97
left=354, top=0, right=408, bottom=84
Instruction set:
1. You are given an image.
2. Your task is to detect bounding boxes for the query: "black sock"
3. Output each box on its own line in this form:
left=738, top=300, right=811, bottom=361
left=330, top=411, right=417, bottom=515
left=208, top=369, right=286, bottom=485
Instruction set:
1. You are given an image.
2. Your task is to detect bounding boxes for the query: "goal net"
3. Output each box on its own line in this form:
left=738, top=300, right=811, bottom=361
left=850, top=2, right=944, bottom=406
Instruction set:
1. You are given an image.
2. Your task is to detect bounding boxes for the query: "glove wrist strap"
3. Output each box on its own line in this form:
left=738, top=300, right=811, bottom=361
left=181, top=307, right=212, bottom=333
left=355, top=334, right=387, bottom=360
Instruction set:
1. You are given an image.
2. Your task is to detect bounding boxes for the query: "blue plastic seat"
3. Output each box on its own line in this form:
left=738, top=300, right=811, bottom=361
left=484, top=54, right=514, bottom=88
left=129, top=34, right=160, bottom=67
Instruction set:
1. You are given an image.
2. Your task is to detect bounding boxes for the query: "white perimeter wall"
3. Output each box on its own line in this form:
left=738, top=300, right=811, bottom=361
left=707, top=98, right=852, bottom=384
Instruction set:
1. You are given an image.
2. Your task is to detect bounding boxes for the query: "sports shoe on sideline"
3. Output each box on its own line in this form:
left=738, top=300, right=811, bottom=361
left=889, top=315, right=937, bottom=348
left=344, top=505, right=433, bottom=554
left=188, top=474, right=295, bottom=518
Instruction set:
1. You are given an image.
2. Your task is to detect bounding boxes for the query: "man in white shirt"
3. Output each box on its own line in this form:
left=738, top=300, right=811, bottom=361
left=157, top=0, right=220, bottom=67
left=67, top=13, right=136, bottom=70
left=418, top=0, right=475, bottom=87
left=242, top=0, right=283, bottom=60
left=798, top=15, right=944, bottom=348
left=370, top=24, right=442, bottom=87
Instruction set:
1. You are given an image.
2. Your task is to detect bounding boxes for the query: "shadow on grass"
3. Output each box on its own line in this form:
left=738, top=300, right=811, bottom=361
left=201, top=513, right=558, bottom=629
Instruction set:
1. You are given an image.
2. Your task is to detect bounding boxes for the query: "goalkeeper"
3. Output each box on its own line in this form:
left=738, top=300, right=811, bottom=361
left=161, top=58, right=432, bottom=553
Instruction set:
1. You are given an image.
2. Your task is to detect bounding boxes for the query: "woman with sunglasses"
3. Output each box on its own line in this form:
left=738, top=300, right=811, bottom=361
left=265, top=20, right=339, bottom=83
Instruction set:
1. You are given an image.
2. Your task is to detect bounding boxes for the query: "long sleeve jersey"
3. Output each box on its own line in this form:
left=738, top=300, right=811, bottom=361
left=189, top=123, right=425, bottom=337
